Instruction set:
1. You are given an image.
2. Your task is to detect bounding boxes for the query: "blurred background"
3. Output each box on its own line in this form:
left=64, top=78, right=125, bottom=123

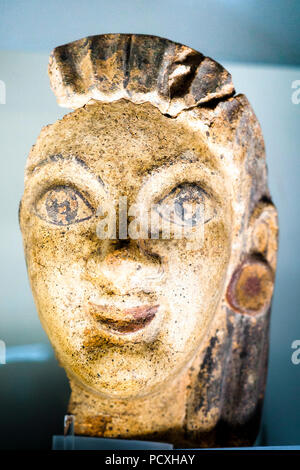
left=0, top=0, right=299, bottom=449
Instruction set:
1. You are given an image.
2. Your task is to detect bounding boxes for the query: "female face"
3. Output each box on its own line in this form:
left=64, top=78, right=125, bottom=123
left=20, top=100, right=232, bottom=398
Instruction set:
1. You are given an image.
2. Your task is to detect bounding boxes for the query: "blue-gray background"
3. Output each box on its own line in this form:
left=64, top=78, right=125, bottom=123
left=0, top=0, right=299, bottom=449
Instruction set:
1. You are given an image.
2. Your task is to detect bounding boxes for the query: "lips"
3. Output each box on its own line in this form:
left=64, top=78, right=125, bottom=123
left=87, top=303, right=159, bottom=334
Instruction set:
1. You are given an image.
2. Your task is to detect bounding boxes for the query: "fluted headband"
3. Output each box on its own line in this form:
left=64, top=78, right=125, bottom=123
left=48, top=34, right=234, bottom=117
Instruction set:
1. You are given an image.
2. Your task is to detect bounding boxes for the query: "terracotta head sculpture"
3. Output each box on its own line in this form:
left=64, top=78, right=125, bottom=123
left=20, top=34, right=278, bottom=447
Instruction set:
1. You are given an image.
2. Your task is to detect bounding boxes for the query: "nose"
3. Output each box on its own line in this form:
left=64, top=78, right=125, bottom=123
left=86, top=241, right=163, bottom=294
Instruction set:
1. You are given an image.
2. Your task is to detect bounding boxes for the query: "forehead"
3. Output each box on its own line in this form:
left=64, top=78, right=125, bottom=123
left=26, top=100, right=223, bottom=192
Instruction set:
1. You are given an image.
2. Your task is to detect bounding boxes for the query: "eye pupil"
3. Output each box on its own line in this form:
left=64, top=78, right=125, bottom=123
left=46, top=188, right=79, bottom=225
left=35, top=185, right=93, bottom=226
left=172, top=186, right=204, bottom=226
left=155, top=183, right=213, bottom=229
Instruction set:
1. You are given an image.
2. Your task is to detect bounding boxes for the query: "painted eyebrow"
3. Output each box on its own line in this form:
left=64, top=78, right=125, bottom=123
left=144, top=150, right=212, bottom=176
left=144, top=156, right=215, bottom=181
left=27, top=154, right=104, bottom=186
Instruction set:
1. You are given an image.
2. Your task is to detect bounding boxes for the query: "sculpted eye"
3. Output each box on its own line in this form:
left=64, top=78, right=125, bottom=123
left=156, top=183, right=215, bottom=227
left=35, top=186, right=94, bottom=226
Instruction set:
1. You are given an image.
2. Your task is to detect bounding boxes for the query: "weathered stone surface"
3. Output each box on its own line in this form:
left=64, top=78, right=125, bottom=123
left=20, top=34, right=278, bottom=447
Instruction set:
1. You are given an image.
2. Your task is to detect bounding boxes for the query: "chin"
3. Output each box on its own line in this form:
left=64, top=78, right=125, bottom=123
left=65, top=346, right=189, bottom=399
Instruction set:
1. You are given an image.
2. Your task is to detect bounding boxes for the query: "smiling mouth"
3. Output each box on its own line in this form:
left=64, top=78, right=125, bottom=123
left=87, top=303, right=159, bottom=334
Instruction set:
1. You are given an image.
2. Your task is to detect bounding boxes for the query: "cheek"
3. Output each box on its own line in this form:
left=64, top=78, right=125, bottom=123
left=25, top=221, right=98, bottom=268
left=23, top=224, right=98, bottom=330
left=159, top=220, right=230, bottom=330
left=156, top=219, right=230, bottom=287
left=28, top=254, right=95, bottom=357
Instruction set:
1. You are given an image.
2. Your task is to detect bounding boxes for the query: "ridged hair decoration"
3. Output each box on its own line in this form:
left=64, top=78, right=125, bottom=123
left=49, top=34, right=235, bottom=117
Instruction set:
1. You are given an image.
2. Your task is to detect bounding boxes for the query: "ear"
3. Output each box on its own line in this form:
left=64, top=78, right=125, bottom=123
left=247, top=201, right=278, bottom=272
left=226, top=201, right=278, bottom=315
